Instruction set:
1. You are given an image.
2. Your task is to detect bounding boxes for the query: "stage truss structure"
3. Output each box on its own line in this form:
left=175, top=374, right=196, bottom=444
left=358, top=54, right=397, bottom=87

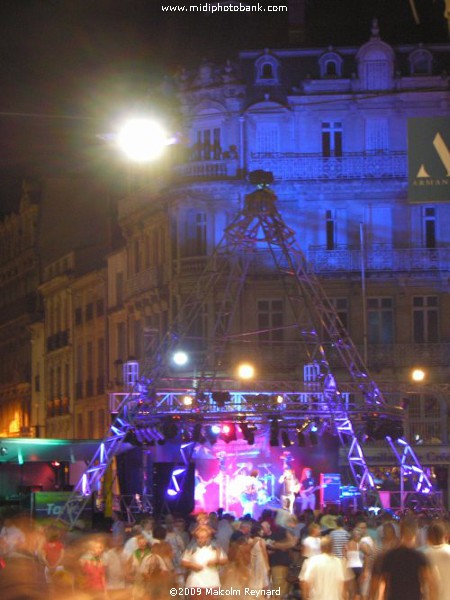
left=57, top=172, right=439, bottom=528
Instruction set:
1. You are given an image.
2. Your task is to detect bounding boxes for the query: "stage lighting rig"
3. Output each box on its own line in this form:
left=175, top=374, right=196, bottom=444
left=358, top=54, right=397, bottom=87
left=205, top=425, right=221, bottom=445
left=212, top=391, right=231, bottom=408
left=281, top=431, right=292, bottom=448
left=193, top=422, right=205, bottom=444
left=269, top=418, right=280, bottom=447
left=240, top=422, right=257, bottom=445
left=220, top=423, right=237, bottom=444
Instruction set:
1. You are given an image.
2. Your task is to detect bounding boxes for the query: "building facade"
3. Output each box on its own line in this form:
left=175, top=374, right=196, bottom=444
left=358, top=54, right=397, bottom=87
left=0, top=180, right=41, bottom=438
left=115, top=23, right=449, bottom=493
left=120, top=23, right=450, bottom=397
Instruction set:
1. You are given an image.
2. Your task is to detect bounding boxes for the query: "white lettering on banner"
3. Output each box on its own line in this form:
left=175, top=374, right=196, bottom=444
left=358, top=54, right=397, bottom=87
left=46, top=503, right=63, bottom=516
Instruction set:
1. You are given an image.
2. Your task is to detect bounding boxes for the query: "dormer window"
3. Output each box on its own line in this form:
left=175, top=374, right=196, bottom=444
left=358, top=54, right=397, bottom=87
left=261, top=63, right=274, bottom=79
left=319, top=51, right=343, bottom=78
left=409, top=48, right=432, bottom=75
left=255, top=52, right=280, bottom=85
left=326, top=61, right=337, bottom=76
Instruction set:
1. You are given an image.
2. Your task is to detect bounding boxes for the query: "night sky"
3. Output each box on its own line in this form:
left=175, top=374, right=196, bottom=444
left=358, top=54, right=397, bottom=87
left=0, top=0, right=447, bottom=215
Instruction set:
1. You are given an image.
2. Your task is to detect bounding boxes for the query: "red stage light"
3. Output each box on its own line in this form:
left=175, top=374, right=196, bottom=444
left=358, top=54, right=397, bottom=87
left=220, top=423, right=237, bottom=443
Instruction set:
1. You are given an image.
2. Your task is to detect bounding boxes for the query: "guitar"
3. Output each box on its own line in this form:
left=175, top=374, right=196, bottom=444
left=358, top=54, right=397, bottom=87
left=299, top=484, right=324, bottom=499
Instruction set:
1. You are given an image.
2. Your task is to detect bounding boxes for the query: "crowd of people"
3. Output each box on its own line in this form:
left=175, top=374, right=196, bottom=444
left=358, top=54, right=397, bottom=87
left=0, top=505, right=449, bottom=600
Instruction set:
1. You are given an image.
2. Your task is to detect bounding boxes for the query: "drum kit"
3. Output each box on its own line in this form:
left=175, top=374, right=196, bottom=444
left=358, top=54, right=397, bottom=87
left=231, top=462, right=278, bottom=507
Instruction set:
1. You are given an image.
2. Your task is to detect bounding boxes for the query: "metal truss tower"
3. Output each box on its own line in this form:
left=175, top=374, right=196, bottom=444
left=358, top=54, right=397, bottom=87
left=57, top=172, right=437, bottom=528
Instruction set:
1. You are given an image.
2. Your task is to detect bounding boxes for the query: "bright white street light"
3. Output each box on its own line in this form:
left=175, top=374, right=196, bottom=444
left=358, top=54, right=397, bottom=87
left=411, top=368, right=426, bottom=382
left=172, top=351, right=189, bottom=367
left=237, top=362, right=255, bottom=380
left=117, top=118, right=168, bottom=162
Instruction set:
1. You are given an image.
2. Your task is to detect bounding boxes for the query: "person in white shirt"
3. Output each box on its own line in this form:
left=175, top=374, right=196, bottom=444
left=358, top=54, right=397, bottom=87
left=302, top=523, right=322, bottom=558
left=103, top=535, right=128, bottom=596
left=0, top=517, right=26, bottom=555
left=424, top=521, right=450, bottom=600
left=301, top=536, right=345, bottom=600
left=122, top=524, right=142, bottom=560
left=181, top=525, right=228, bottom=594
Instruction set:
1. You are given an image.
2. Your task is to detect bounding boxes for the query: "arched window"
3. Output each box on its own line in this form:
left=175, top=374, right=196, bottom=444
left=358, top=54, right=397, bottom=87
left=326, top=61, right=337, bottom=76
left=356, top=40, right=395, bottom=91
left=261, top=63, right=274, bottom=79
left=409, top=49, right=432, bottom=75
left=319, top=51, right=343, bottom=78
left=255, top=52, right=280, bottom=85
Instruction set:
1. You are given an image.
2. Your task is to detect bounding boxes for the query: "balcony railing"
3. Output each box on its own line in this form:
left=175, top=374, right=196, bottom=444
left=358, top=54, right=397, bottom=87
left=308, top=246, right=449, bottom=273
left=363, top=342, right=450, bottom=369
left=249, top=151, right=407, bottom=180
left=174, top=247, right=448, bottom=278
left=124, top=267, right=163, bottom=299
left=46, top=330, right=69, bottom=352
left=175, top=158, right=239, bottom=180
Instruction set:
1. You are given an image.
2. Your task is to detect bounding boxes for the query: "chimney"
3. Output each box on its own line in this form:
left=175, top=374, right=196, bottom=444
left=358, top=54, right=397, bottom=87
left=288, top=0, right=307, bottom=45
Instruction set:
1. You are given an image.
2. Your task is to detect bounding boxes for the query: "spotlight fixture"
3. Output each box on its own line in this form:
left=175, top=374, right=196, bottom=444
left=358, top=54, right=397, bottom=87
left=220, top=423, right=237, bottom=444
left=309, top=430, right=318, bottom=446
left=205, top=425, right=220, bottom=445
left=272, top=394, right=285, bottom=409
left=297, top=431, right=307, bottom=447
left=269, top=418, right=279, bottom=447
left=192, top=422, right=205, bottom=444
left=124, top=429, right=142, bottom=446
left=0, top=447, right=8, bottom=456
left=296, top=422, right=309, bottom=447
left=240, top=422, right=257, bottom=445
left=181, top=395, right=195, bottom=408
left=212, top=391, right=231, bottom=408
left=281, top=431, right=292, bottom=448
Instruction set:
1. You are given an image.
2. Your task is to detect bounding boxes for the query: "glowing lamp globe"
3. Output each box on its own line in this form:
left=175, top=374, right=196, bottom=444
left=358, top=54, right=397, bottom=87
left=173, top=351, right=189, bottom=366
left=237, top=363, right=255, bottom=380
left=411, top=369, right=426, bottom=382
left=117, top=118, right=168, bottom=162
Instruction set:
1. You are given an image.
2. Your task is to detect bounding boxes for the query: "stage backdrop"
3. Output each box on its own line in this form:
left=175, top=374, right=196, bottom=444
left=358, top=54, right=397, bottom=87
left=118, top=424, right=340, bottom=517
left=191, top=426, right=339, bottom=515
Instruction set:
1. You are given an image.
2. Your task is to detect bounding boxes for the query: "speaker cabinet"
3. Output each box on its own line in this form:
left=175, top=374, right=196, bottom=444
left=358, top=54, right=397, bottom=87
left=320, top=473, right=341, bottom=505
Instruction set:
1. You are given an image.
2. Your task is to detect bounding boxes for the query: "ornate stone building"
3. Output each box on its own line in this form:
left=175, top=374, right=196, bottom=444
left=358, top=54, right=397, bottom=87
left=115, top=23, right=449, bottom=479
left=0, top=180, right=41, bottom=437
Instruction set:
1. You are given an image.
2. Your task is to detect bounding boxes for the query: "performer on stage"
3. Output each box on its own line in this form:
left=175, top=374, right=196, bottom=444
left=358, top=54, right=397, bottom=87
left=278, top=467, right=300, bottom=514
left=299, top=467, right=317, bottom=512
left=194, top=469, right=210, bottom=512
left=240, top=469, right=262, bottom=518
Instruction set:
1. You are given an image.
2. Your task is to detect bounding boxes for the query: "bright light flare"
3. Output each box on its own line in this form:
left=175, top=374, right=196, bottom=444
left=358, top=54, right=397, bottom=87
left=173, top=351, right=189, bottom=366
left=117, top=118, right=168, bottom=162
left=237, top=362, right=255, bottom=380
left=182, top=395, right=193, bottom=407
left=411, top=368, right=426, bottom=382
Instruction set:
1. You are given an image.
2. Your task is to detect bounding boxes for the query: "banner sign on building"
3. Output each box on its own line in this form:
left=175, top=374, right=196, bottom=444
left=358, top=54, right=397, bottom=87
left=408, top=117, right=450, bottom=203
